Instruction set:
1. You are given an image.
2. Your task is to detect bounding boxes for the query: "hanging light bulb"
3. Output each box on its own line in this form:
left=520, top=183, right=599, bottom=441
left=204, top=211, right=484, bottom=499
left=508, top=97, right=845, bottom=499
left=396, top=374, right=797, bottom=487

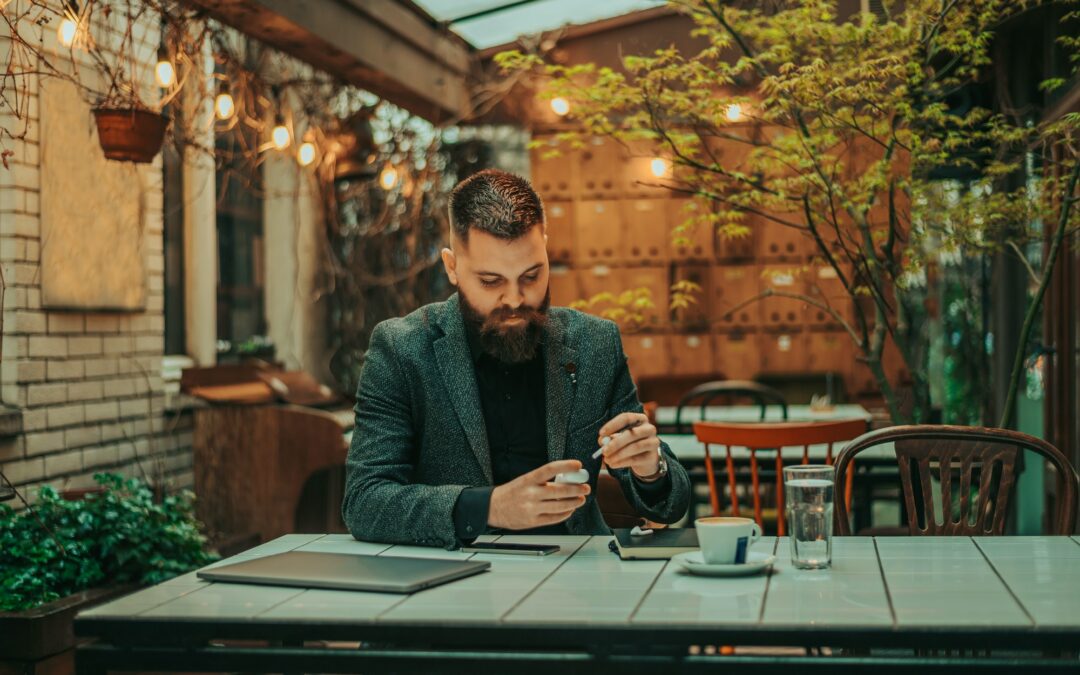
left=725, top=103, right=744, bottom=123
left=58, top=17, right=78, bottom=47
left=379, top=165, right=399, bottom=190
left=550, top=97, right=570, bottom=116
left=650, top=157, right=671, bottom=178
left=271, top=113, right=291, bottom=150
left=155, top=46, right=175, bottom=88
left=214, top=83, right=235, bottom=120
left=297, top=141, right=317, bottom=167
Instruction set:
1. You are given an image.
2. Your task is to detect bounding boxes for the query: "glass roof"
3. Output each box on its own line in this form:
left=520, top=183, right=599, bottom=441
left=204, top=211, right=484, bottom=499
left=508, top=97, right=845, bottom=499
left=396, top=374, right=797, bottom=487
left=413, top=0, right=667, bottom=49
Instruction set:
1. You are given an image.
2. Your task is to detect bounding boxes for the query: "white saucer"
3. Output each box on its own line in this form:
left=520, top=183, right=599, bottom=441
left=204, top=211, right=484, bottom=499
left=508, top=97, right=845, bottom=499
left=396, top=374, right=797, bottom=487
left=671, top=550, right=776, bottom=577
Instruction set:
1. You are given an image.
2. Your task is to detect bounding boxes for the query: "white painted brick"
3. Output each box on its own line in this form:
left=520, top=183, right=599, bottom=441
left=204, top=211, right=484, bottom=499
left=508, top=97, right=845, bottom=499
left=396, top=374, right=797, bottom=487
left=28, top=335, right=67, bottom=358
left=27, top=382, right=67, bottom=406
left=44, top=450, right=82, bottom=477
left=83, top=444, right=120, bottom=469
left=134, top=335, right=161, bottom=354
left=85, top=315, right=122, bottom=333
left=99, top=423, right=126, bottom=444
left=64, top=424, right=101, bottom=449
left=47, top=403, right=86, bottom=428
left=26, top=288, right=40, bottom=308
left=84, top=401, right=119, bottom=423
left=10, top=310, right=46, bottom=334
left=25, top=191, right=38, bottom=215
left=4, top=287, right=28, bottom=310
left=67, top=380, right=104, bottom=401
left=24, top=430, right=65, bottom=456
left=0, top=238, right=25, bottom=261
left=3, top=457, right=45, bottom=484
left=103, top=336, right=133, bottom=354
left=1, top=383, right=26, bottom=407
left=68, top=336, right=103, bottom=357
left=20, top=408, right=47, bottom=432
left=119, top=397, right=152, bottom=419
left=47, top=359, right=85, bottom=381
left=23, top=238, right=39, bottom=261
left=84, top=358, right=119, bottom=378
left=103, top=377, right=137, bottom=398
left=8, top=212, right=38, bottom=236
left=48, top=313, right=85, bottom=334
left=2, top=359, right=45, bottom=383
left=2, top=335, right=27, bottom=357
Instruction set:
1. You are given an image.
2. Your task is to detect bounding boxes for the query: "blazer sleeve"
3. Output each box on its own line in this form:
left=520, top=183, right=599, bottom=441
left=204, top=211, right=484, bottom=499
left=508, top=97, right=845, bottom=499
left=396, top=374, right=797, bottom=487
left=604, top=322, right=692, bottom=524
left=341, top=321, right=468, bottom=549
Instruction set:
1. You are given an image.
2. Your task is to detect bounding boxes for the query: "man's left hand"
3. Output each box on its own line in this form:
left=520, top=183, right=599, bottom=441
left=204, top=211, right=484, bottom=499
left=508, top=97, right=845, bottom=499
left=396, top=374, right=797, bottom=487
left=597, top=412, right=661, bottom=480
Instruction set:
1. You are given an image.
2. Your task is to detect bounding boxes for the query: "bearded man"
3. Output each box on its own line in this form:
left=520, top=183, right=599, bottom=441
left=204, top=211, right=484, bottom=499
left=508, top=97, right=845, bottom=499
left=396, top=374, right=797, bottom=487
left=342, top=169, right=690, bottom=549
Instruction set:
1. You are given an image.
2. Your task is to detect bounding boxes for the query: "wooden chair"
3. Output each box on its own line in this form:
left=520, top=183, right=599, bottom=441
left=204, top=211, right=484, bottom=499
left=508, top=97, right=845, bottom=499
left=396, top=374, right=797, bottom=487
left=673, top=380, right=788, bottom=434
left=692, top=419, right=868, bottom=535
left=834, top=425, right=1079, bottom=536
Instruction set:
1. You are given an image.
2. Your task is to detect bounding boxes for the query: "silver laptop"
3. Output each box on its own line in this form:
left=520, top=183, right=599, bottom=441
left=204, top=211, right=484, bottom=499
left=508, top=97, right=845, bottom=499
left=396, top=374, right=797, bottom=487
left=197, top=551, right=490, bottom=593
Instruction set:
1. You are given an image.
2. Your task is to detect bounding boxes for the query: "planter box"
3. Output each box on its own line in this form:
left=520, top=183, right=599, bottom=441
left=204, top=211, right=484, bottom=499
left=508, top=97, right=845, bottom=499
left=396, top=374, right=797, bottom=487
left=0, top=585, right=135, bottom=662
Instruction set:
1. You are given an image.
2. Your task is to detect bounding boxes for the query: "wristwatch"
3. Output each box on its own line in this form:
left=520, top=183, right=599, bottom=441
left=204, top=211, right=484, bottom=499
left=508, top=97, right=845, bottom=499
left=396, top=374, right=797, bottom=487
left=635, top=447, right=668, bottom=483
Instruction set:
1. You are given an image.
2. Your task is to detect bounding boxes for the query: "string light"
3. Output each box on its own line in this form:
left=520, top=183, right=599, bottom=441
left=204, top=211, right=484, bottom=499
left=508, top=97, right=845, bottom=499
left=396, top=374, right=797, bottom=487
left=271, top=113, right=291, bottom=150
left=58, top=17, right=78, bottom=47
left=297, top=141, right=316, bottom=166
left=550, top=97, right=570, bottom=116
left=214, top=83, right=235, bottom=120
left=379, top=165, right=399, bottom=190
left=155, top=47, right=175, bottom=88
left=650, top=157, right=671, bottom=178
left=725, top=103, right=743, bottom=122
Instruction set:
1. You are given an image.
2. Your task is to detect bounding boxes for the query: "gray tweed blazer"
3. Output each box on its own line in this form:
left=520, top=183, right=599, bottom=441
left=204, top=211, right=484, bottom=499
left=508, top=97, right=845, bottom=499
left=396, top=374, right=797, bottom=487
left=342, top=293, right=691, bottom=549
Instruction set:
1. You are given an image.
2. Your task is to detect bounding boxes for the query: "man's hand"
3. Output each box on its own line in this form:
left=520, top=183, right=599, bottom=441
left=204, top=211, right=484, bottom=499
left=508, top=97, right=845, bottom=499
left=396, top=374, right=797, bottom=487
left=597, top=412, right=661, bottom=480
left=487, top=460, right=591, bottom=530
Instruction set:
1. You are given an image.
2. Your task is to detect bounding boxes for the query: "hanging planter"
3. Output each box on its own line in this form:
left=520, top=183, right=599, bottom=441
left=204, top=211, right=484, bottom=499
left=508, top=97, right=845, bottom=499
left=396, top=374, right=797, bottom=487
left=91, top=107, right=168, bottom=163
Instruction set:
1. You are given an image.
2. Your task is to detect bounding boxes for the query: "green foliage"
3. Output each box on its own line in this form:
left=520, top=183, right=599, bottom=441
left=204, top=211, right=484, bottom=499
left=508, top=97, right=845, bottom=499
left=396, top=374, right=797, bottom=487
left=0, top=473, right=218, bottom=612
left=499, top=0, right=1080, bottom=423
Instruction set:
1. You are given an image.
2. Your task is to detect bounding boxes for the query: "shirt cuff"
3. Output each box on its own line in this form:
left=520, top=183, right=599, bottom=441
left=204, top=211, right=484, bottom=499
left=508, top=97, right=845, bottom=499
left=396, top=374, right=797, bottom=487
left=453, top=486, right=493, bottom=543
left=632, top=471, right=672, bottom=507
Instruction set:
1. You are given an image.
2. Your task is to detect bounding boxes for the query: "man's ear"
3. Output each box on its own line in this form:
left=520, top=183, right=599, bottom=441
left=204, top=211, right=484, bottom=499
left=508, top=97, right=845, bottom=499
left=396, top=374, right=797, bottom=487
left=440, top=247, right=458, bottom=286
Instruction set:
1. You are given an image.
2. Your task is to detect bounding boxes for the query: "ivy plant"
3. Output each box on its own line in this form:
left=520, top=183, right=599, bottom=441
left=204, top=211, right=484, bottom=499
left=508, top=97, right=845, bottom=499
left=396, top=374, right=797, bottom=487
left=0, top=473, right=218, bottom=612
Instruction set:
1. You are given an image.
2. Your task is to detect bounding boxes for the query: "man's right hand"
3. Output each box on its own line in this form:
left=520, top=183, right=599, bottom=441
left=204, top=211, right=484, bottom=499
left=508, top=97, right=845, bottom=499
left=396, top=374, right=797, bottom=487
left=487, top=460, right=591, bottom=530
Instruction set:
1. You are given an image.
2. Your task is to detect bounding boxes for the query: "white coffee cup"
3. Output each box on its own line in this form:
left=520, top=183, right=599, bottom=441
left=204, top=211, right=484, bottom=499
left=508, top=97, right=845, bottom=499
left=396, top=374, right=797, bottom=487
left=695, top=516, right=762, bottom=564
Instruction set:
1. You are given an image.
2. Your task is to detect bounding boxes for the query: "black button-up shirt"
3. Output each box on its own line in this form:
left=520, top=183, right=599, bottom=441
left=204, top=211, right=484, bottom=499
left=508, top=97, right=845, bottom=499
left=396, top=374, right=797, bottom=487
left=452, top=320, right=670, bottom=542
left=452, top=324, right=570, bottom=538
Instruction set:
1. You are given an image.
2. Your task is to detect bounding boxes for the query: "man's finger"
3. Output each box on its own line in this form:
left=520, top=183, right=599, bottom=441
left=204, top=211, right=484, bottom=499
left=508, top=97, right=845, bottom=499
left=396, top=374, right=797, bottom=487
left=602, top=423, right=655, bottom=455
left=537, top=495, right=587, bottom=515
left=604, top=437, right=659, bottom=467
left=597, top=412, right=645, bottom=440
left=539, top=482, right=591, bottom=500
left=529, top=459, right=583, bottom=483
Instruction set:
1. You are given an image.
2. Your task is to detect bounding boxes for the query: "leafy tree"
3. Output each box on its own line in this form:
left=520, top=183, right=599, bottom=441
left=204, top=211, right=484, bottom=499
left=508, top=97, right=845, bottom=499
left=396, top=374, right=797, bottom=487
left=497, top=0, right=1080, bottom=424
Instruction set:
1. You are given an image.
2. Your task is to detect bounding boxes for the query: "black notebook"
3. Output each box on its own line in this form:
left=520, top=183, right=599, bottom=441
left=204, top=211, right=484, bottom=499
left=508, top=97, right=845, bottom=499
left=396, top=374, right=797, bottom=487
left=610, top=528, right=699, bottom=560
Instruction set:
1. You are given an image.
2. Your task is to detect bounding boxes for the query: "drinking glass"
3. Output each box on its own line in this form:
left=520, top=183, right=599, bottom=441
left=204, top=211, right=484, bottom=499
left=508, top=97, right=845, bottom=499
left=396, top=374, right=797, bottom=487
left=784, top=465, right=834, bottom=569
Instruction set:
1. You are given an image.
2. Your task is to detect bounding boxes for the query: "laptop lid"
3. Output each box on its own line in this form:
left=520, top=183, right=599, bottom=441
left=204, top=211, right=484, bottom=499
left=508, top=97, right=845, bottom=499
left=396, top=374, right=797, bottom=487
left=197, top=551, right=490, bottom=594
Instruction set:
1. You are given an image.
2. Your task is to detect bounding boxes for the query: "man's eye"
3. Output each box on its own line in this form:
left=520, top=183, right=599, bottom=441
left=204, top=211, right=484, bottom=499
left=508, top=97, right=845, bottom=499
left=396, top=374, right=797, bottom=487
left=479, top=278, right=501, bottom=287
left=522, top=274, right=539, bottom=284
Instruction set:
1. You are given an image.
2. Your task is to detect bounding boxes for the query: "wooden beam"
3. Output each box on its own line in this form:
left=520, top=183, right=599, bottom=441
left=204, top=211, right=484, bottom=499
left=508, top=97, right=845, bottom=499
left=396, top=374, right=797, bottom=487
left=182, top=0, right=474, bottom=123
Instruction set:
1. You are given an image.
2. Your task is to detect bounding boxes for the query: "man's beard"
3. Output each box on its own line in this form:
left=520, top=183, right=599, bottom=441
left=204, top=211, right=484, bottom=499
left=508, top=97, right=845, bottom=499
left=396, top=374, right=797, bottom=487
left=460, top=287, right=551, bottom=364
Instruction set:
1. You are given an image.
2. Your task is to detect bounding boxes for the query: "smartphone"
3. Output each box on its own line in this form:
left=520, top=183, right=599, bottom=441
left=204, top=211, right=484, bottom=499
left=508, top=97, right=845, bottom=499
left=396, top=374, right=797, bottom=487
left=461, top=542, right=560, bottom=556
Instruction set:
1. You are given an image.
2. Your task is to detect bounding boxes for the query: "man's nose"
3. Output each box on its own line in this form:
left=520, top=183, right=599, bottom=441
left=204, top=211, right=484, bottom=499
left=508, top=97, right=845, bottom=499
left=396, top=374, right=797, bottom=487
left=503, top=285, right=524, bottom=308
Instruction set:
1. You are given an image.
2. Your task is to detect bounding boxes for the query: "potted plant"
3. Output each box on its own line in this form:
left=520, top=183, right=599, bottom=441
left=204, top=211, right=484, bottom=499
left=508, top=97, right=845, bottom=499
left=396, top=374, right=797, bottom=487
left=0, top=473, right=217, bottom=664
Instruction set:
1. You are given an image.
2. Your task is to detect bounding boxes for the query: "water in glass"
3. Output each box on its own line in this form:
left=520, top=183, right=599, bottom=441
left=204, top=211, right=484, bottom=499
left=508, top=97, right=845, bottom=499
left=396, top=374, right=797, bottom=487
left=784, top=466, right=834, bottom=569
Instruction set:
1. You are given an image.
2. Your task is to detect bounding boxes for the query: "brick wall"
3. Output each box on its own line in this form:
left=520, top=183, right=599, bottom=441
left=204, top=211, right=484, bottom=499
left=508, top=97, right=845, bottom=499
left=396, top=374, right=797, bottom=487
left=0, top=5, right=194, bottom=505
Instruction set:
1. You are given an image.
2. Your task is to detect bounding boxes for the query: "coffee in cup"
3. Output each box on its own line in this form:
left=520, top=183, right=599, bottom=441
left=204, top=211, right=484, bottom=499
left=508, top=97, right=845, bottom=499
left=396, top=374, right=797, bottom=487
left=695, top=516, right=762, bottom=564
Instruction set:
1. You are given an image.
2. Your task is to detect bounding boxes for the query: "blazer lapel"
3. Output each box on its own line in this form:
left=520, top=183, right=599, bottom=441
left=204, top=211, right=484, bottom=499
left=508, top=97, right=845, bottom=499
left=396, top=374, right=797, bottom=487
left=543, top=312, right=578, bottom=464
left=433, top=294, right=493, bottom=484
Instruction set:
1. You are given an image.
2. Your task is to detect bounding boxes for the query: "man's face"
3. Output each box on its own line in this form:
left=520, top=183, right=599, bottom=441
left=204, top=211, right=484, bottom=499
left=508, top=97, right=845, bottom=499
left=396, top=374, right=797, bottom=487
left=441, top=224, right=551, bottom=363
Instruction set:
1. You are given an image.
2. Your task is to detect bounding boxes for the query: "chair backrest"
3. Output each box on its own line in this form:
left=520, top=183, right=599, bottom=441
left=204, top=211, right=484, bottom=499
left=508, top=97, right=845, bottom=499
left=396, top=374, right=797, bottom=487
left=692, top=418, right=868, bottom=534
left=596, top=401, right=664, bottom=530
left=833, top=425, right=1079, bottom=536
left=674, top=380, right=789, bottom=433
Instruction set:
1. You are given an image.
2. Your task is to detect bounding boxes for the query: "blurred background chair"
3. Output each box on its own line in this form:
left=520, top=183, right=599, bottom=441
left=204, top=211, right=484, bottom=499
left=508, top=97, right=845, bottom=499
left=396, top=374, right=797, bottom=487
left=672, top=380, right=788, bottom=434
left=693, top=418, right=868, bottom=535
left=834, top=425, right=1078, bottom=536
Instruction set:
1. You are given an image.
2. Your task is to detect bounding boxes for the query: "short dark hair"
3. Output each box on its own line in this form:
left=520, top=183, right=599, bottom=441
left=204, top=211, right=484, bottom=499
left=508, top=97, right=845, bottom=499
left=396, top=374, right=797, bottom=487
left=448, top=169, right=545, bottom=245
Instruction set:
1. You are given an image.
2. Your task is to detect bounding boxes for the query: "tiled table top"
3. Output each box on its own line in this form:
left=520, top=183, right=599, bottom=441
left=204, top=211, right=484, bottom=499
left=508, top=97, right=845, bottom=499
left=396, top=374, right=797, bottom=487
left=79, top=534, right=1080, bottom=636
